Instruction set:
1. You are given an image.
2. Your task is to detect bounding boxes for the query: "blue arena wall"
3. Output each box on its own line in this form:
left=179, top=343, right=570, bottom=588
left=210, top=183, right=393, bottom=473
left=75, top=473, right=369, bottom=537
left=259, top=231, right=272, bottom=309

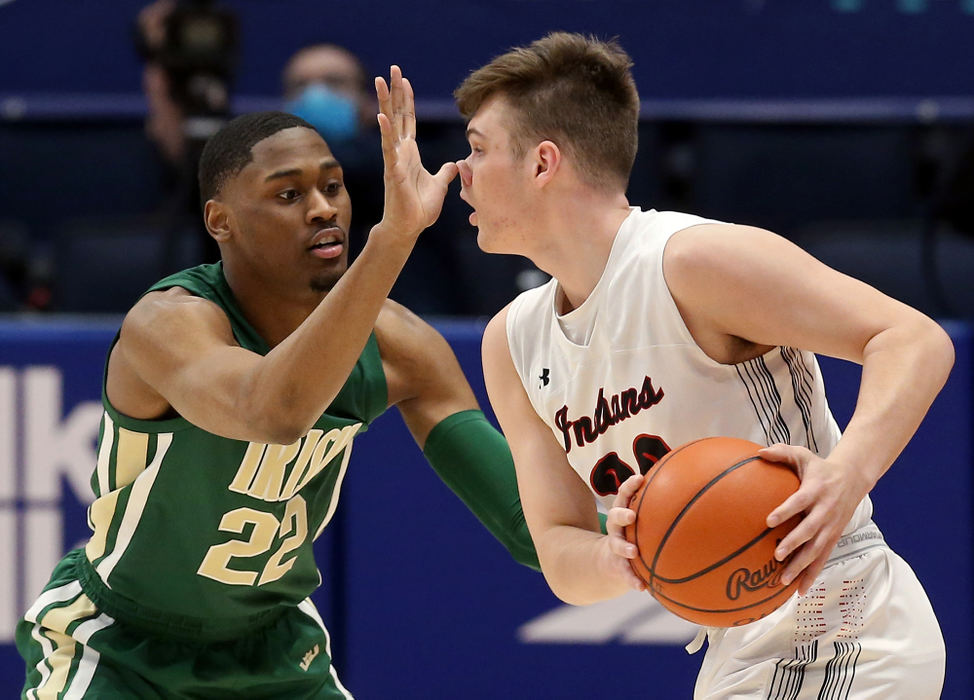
left=3, top=0, right=974, bottom=114
left=0, top=318, right=971, bottom=698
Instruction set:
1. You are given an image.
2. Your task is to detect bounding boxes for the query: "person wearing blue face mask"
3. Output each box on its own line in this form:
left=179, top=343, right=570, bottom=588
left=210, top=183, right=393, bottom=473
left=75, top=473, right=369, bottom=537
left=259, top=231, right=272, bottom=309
left=282, top=44, right=372, bottom=147
left=286, top=83, right=360, bottom=144
left=282, top=44, right=385, bottom=267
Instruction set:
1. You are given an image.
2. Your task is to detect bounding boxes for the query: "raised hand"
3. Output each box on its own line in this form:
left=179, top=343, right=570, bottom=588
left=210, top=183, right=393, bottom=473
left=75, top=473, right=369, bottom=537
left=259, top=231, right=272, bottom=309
left=373, top=65, right=458, bottom=243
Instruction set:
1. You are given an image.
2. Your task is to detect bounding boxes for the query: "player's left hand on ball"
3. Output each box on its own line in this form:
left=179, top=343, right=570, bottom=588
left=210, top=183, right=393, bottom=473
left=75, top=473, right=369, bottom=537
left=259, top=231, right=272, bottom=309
left=759, top=443, right=871, bottom=595
left=603, top=474, right=646, bottom=591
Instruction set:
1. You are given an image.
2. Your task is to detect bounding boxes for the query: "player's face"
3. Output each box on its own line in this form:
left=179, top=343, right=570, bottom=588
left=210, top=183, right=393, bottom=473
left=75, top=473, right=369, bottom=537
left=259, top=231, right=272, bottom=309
left=458, top=96, right=535, bottom=254
left=220, top=127, right=352, bottom=294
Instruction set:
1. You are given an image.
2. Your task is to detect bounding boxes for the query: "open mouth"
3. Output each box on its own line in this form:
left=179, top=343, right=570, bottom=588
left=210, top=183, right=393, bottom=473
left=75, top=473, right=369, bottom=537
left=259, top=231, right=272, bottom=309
left=309, top=228, right=345, bottom=259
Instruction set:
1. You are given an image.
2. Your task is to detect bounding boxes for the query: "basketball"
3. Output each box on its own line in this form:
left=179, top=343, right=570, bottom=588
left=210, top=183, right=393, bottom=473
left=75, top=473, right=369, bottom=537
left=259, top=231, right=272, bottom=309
left=625, top=437, right=802, bottom=627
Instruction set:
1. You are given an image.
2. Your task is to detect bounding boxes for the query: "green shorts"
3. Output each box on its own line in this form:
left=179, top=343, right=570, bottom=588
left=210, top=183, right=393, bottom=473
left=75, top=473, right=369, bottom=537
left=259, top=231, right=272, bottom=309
left=16, top=549, right=352, bottom=699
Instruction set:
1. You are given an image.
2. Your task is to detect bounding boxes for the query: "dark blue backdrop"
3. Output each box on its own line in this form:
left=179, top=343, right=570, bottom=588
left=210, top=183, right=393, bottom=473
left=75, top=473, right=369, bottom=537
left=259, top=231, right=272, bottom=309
left=2, top=0, right=974, bottom=105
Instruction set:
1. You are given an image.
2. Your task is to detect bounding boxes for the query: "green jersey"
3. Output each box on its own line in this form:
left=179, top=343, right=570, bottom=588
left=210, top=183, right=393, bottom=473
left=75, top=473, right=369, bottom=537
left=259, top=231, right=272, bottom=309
left=80, top=263, right=387, bottom=639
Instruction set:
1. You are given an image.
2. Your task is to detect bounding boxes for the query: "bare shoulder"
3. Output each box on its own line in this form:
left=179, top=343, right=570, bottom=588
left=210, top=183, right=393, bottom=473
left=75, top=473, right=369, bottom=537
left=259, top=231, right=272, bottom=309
left=373, top=298, right=445, bottom=362
left=110, top=287, right=236, bottom=418
left=121, top=287, right=233, bottom=343
left=664, top=223, right=790, bottom=271
left=481, top=303, right=512, bottom=357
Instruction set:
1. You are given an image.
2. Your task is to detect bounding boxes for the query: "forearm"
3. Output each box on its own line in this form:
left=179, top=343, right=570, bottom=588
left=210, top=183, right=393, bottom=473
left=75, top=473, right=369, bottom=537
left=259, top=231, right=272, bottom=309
left=536, top=525, right=631, bottom=605
left=829, top=318, right=954, bottom=486
left=423, top=410, right=539, bottom=570
left=245, top=231, right=414, bottom=438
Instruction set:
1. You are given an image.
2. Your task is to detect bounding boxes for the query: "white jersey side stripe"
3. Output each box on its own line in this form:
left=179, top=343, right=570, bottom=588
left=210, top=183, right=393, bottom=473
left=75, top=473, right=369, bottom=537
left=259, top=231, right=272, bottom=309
left=297, top=599, right=354, bottom=700
left=64, top=615, right=114, bottom=699
left=24, top=581, right=83, bottom=624
left=95, top=412, right=115, bottom=498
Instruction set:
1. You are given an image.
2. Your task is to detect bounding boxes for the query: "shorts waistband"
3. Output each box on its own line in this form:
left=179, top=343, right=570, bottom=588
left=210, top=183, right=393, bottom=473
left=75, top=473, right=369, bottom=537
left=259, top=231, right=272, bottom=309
left=75, top=551, right=285, bottom=643
left=825, top=521, right=886, bottom=567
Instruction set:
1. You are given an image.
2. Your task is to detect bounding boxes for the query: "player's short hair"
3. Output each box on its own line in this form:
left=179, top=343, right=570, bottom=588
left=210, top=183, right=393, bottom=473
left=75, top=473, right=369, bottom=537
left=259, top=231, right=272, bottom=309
left=198, top=111, right=316, bottom=203
left=454, top=32, right=639, bottom=192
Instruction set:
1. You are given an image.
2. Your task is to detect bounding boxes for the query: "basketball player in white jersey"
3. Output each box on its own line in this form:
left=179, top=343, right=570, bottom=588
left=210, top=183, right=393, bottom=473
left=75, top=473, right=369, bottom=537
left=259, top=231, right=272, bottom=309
left=455, top=33, right=949, bottom=698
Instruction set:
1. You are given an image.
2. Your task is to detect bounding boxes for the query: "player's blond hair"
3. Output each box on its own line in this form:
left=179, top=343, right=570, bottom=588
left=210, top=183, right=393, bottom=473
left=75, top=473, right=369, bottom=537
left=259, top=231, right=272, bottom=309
left=454, top=32, right=639, bottom=192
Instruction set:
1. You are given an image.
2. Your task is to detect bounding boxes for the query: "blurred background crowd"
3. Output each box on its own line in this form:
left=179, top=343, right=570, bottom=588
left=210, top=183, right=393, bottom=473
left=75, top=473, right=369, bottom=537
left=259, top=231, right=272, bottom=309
left=1, top=0, right=973, bottom=319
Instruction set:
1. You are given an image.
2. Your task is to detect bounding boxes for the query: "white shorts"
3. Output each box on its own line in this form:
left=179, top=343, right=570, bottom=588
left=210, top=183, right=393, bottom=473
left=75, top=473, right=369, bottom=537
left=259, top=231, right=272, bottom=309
left=692, top=522, right=945, bottom=700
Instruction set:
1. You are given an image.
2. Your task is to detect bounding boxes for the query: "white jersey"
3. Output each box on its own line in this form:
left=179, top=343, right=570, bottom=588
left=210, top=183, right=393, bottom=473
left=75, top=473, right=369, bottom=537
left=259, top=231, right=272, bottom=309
left=506, top=208, right=944, bottom=698
left=506, top=207, right=871, bottom=530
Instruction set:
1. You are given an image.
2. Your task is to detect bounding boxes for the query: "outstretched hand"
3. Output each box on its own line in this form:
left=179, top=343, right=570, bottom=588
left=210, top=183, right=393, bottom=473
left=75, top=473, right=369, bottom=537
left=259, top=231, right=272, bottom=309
left=373, top=66, right=458, bottom=243
left=760, top=444, right=872, bottom=595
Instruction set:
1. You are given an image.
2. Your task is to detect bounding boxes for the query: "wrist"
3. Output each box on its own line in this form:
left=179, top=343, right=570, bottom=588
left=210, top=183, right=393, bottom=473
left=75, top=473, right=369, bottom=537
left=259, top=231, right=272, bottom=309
left=364, top=223, right=417, bottom=256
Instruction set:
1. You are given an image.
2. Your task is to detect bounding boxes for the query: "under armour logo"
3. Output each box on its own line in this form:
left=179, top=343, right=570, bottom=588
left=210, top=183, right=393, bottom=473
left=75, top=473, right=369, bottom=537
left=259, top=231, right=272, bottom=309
left=539, top=368, right=550, bottom=388
left=300, top=644, right=320, bottom=671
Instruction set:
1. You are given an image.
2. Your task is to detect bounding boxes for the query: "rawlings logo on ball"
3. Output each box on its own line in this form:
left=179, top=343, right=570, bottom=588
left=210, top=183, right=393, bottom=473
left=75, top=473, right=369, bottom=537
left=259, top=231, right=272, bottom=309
left=725, top=555, right=784, bottom=601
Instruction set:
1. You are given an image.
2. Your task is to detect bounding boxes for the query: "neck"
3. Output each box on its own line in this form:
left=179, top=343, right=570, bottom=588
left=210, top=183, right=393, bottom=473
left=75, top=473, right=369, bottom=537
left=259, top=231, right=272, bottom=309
left=222, top=258, right=325, bottom=348
left=531, top=191, right=632, bottom=313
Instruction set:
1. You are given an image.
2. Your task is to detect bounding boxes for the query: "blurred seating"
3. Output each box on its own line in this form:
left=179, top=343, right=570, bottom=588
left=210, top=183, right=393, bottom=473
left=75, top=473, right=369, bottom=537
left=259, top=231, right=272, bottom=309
left=690, top=124, right=920, bottom=237
left=50, top=214, right=203, bottom=313
left=0, top=218, right=30, bottom=310
left=0, top=120, right=164, bottom=244
left=792, top=218, right=974, bottom=320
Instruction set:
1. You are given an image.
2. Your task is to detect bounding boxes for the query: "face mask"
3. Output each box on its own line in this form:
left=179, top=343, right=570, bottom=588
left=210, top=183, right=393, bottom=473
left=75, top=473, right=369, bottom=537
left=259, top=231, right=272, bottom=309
left=285, top=84, right=359, bottom=144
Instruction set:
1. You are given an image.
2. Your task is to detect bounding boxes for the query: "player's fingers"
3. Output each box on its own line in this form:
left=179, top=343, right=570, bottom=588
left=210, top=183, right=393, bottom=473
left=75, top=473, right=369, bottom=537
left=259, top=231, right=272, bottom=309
left=759, top=443, right=811, bottom=478
left=605, top=505, right=635, bottom=536
left=432, top=161, right=459, bottom=188
left=766, top=487, right=811, bottom=529
left=795, top=549, right=831, bottom=595
left=376, top=113, right=397, bottom=169
left=607, top=532, right=637, bottom=559
left=785, top=537, right=830, bottom=591
left=389, top=65, right=404, bottom=136
left=758, top=443, right=800, bottom=463
left=375, top=76, right=391, bottom=123
left=402, top=77, right=417, bottom=140
left=625, top=567, right=646, bottom=592
left=614, top=473, right=644, bottom=507
left=771, top=505, right=820, bottom=561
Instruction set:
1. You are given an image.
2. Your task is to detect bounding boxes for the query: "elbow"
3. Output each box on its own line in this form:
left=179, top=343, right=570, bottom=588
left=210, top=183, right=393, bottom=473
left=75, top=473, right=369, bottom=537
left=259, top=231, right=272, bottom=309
left=238, top=392, right=317, bottom=445
left=923, top=318, right=955, bottom=387
left=258, top=422, right=314, bottom=447
left=545, top=576, right=593, bottom=606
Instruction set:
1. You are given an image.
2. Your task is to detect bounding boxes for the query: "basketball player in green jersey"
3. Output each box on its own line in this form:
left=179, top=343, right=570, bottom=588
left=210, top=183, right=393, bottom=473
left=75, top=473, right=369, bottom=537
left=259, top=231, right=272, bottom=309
left=17, top=67, right=536, bottom=698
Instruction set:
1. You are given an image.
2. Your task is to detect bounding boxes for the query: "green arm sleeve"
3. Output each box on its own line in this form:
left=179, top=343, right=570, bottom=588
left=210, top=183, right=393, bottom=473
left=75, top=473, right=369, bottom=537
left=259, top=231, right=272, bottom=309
left=422, top=409, right=608, bottom=572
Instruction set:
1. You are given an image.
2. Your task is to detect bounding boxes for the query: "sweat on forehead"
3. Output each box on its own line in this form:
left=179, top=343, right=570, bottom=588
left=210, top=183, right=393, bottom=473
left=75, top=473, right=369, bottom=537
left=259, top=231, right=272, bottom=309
left=198, top=111, right=317, bottom=202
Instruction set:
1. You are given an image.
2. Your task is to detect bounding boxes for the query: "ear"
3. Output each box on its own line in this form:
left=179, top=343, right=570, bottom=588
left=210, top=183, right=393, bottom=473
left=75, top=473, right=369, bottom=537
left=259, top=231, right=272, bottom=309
left=532, top=140, right=561, bottom=187
left=204, top=199, right=232, bottom=242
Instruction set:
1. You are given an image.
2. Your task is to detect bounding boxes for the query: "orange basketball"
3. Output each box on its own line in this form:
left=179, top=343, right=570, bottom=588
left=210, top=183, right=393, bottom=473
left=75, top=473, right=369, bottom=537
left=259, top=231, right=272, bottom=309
left=625, top=436, right=802, bottom=627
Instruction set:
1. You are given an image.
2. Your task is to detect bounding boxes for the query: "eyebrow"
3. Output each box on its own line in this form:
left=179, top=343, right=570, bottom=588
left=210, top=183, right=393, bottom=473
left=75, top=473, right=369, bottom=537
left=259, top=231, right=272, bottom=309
left=264, top=158, right=342, bottom=182
left=465, top=126, right=485, bottom=139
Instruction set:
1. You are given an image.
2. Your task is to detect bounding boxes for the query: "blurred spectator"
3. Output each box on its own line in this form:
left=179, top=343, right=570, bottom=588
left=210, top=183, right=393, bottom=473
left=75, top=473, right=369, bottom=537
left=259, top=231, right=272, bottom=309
left=136, top=0, right=236, bottom=264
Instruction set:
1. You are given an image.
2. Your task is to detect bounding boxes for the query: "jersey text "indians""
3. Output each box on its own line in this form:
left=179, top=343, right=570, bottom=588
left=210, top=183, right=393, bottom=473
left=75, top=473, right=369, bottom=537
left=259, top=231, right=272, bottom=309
left=553, top=376, right=664, bottom=453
